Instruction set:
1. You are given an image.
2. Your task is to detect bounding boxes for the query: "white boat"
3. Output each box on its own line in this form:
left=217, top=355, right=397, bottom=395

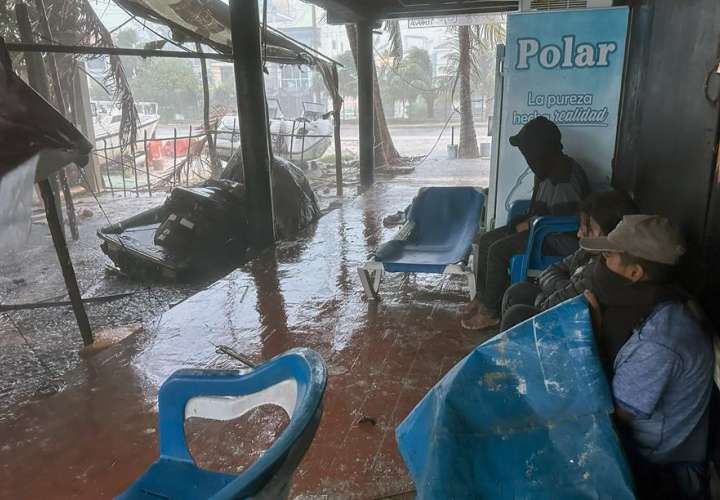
left=92, top=101, right=160, bottom=167
left=216, top=100, right=333, bottom=163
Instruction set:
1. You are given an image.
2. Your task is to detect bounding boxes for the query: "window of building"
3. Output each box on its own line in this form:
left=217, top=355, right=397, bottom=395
left=281, top=65, right=310, bottom=90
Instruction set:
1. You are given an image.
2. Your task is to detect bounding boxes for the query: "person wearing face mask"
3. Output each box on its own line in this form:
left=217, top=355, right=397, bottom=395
left=462, top=116, right=590, bottom=330
left=581, top=215, right=713, bottom=500
left=498, top=190, right=637, bottom=331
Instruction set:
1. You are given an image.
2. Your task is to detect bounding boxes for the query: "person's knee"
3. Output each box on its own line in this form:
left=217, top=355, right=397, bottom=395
left=501, top=304, right=540, bottom=331
left=503, top=282, right=540, bottom=314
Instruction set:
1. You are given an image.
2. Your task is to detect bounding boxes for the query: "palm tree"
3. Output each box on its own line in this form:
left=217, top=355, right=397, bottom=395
left=457, top=25, right=479, bottom=158
left=450, top=18, right=506, bottom=158
left=345, top=21, right=402, bottom=167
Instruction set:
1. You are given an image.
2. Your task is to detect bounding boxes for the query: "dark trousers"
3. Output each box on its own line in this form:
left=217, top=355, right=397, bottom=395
left=475, top=226, right=529, bottom=315
left=500, top=281, right=541, bottom=331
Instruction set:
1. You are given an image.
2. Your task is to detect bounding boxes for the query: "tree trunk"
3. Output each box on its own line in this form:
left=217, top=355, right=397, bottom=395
left=424, top=95, right=435, bottom=119
left=346, top=24, right=401, bottom=167
left=196, top=42, right=221, bottom=177
left=458, top=26, right=480, bottom=159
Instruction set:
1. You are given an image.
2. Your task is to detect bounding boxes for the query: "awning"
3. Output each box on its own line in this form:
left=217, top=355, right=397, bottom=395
left=0, top=37, right=92, bottom=181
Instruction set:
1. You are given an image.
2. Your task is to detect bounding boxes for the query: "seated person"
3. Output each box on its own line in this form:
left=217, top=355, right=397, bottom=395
left=462, top=117, right=589, bottom=330
left=500, top=190, right=637, bottom=331
left=582, top=215, right=714, bottom=500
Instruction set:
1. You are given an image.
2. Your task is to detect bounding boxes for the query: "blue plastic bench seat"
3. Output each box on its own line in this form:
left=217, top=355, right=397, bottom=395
left=509, top=215, right=580, bottom=284
left=118, top=348, right=327, bottom=500
left=396, top=296, right=634, bottom=499
left=358, top=186, right=485, bottom=300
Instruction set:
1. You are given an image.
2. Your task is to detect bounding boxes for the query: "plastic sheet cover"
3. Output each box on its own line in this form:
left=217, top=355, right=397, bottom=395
left=0, top=154, right=38, bottom=251
left=396, top=296, right=635, bottom=499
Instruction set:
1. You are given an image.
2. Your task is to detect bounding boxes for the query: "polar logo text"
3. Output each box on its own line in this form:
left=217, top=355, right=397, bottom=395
left=516, top=36, right=617, bottom=70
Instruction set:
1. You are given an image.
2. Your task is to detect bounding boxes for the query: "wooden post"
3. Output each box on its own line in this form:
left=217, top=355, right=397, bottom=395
left=15, top=2, right=93, bottom=346
left=37, top=180, right=94, bottom=345
left=229, top=0, right=275, bottom=245
left=356, top=21, right=374, bottom=189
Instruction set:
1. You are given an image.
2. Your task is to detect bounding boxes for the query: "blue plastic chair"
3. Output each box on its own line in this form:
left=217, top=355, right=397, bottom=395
left=118, top=348, right=327, bottom=500
left=510, top=216, right=579, bottom=284
left=506, top=199, right=579, bottom=284
left=358, top=186, right=485, bottom=300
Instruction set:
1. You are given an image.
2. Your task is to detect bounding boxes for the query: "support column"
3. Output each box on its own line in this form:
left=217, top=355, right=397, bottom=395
left=229, top=0, right=275, bottom=245
left=356, top=21, right=375, bottom=190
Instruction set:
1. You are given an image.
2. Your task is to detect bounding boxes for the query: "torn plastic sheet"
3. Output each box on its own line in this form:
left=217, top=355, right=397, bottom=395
left=0, top=154, right=38, bottom=251
left=396, top=296, right=635, bottom=499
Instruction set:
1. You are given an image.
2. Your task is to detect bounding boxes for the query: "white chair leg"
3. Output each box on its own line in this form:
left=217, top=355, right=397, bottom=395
left=470, top=243, right=480, bottom=276
left=358, top=266, right=381, bottom=300
left=467, top=272, right=477, bottom=301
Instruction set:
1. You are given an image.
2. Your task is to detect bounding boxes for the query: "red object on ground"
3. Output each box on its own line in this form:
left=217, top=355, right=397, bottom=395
left=162, top=137, right=189, bottom=158
left=147, top=140, right=163, bottom=162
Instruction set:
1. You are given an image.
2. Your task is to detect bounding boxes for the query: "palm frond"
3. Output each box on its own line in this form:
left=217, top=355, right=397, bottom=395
left=383, top=19, right=403, bottom=67
left=41, top=0, right=138, bottom=147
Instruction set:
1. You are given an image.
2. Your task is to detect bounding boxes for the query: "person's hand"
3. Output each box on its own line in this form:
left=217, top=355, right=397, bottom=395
left=584, top=290, right=602, bottom=332
left=515, top=220, right=529, bottom=232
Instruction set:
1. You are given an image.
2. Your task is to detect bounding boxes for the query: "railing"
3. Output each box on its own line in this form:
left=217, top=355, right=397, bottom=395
left=92, top=124, right=334, bottom=197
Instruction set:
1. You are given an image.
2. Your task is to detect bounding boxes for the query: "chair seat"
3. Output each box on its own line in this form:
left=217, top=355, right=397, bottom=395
left=118, top=459, right=235, bottom=500
left=377, top=242, right=471, bottom=273
left=375, top=187, right=485, bottom=274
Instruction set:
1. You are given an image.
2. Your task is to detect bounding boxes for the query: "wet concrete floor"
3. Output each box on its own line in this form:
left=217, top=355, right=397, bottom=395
left=0, top=158, right=492, bottom=499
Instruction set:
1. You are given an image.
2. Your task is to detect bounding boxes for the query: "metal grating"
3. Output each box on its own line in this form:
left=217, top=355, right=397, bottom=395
left=530, top=0, right=587, bottom=9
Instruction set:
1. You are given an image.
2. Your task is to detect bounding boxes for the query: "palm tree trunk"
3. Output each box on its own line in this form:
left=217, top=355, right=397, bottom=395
left=458, top=25, right=479, bottom=159
left=346, top=24, right=401, bottom=167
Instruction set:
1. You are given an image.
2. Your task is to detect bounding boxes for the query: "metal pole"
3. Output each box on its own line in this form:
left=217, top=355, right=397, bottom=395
left=186, top=125, right=192, bottom=186
left=144, top=129, right=152, bottom=196
left=103, top=139, right=114, bottom=196
left=120, top=143, right=127, bottom=196
left=230, top=118, right=236, bottom=154
left=131, top=140, right=139, bottom=197
left=356, top=21, right=375, bottom=189
left=300, top=128, right=306, bottom=164
left=290, top=120, right=296, bottom=159
left=333, top=109, right=343, bottom=197
left=173, top=127, right=178, bottom=188
left=229, top=0, right=275, bottom=245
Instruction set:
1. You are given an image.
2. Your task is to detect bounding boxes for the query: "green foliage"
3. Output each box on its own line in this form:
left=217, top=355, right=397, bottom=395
left=211, top=78, right=237, bottom=109
left=336, top=50, right=357, bottom=98
left=130, top=58, right=201, bottom=120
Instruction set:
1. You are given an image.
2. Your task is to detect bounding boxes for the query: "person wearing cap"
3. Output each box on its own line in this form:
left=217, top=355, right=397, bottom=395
left=462, top=116, right=590, bottom=330
left=499, top=190, right=637, bottom=332
left=582, top=215, right=713, bottom=500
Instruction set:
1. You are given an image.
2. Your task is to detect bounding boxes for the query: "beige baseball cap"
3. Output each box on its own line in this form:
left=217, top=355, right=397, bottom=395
left=580, top=214, right=686, bottom=265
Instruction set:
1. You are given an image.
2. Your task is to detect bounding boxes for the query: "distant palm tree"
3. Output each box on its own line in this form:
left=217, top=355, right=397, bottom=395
left=449, top=18, right=506, bottom=158
left=345, top=21, right=402, bottom=167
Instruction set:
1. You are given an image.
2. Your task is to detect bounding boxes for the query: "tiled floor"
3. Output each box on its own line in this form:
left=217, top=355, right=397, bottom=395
left=0, top=158, right=494, bottom=499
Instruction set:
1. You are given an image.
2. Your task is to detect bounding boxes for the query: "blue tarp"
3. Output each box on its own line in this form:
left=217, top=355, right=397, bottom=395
left=396, top=297, right=635, bottom=499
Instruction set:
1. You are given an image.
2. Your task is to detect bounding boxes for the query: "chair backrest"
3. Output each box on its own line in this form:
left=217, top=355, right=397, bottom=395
left=407, top=187, right=484, bottom=245
left=156, top=348, right=326, bottom=499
